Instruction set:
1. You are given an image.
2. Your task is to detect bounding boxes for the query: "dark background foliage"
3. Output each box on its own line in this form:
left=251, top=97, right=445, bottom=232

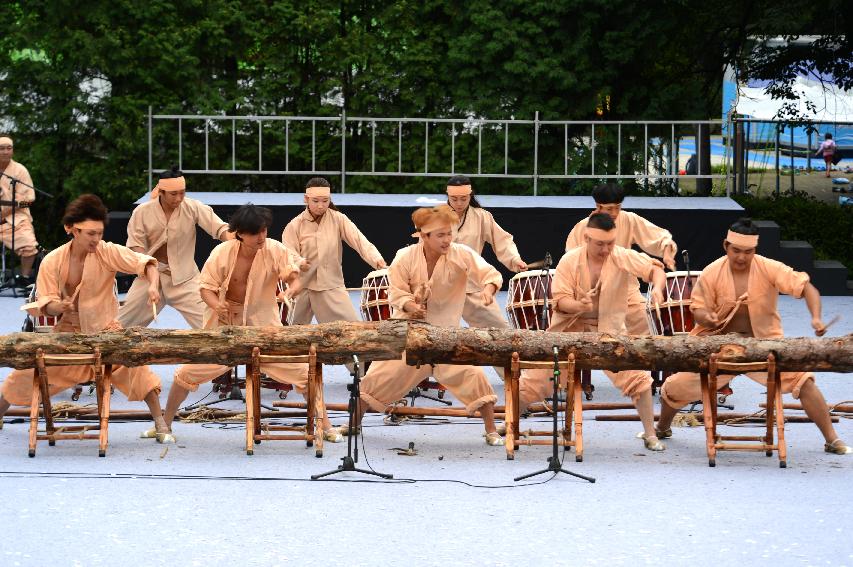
left=1, top=0, right=849, bottom=251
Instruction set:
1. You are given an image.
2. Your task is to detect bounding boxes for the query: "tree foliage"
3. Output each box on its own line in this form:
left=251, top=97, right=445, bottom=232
left=0, top=0, right=849, bottom=247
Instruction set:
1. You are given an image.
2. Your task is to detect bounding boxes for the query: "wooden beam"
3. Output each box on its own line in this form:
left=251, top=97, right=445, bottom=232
left=405, top=323, right=853, bottom=372
left=0, top=320, right=408, bottom=369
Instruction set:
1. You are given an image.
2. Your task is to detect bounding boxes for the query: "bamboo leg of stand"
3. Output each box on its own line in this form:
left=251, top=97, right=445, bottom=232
left=504, top=358, right=517, bottom=460
left=573, top=369, right=584, bottom=462
left=306, top=345, right=317, bottom=449
left=252, top=366, right=262, bottom=439
left=98, top=363, right=111, bottom=457
left=764, top=363, right=776, bottom=457
left=96, top=352, right=109, bottom=457
left=701, top=366, right=716, bottom=467
left=246, top=349, right=258, bottom=455
left=772, top=359, right=786, bottom=468
left=563, top=374, right=573, bottom=446
left=37, top=356, right=55, bottom=446
left=512, top=358, right=521, bottom=452
left=28, top=363, right=41, bottom=458
left=314, top=358, right=323, bottom=458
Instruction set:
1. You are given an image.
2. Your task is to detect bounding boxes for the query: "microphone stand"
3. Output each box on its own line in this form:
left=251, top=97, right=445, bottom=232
left=0, top=171, right=53, bottom=297
left=514, top=346, right=595, bottom=483
left=538, top=252, right=552, bottom=330
left=312, top=355, right=392, bottom=480
left=682, top=250, right=692, bottom=295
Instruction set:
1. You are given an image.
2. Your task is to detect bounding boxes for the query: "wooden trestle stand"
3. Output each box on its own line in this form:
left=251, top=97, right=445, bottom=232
left=245, top=344, right=324, bottom=457
left=702, top=353, right=786, bottom=468
left=504, top=351, right=584, bottom=462
left=28, top=348, right=112, bottom=457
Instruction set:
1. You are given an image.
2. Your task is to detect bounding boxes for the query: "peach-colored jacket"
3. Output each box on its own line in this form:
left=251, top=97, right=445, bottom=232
left=198, top=239, right=303, bottom=328
left=126, top=196, right=229, bottom=285
left=282, top=208, right=384, bottom=291
left=389, top=242, right=502, bottom=327
left=1, top=159, right=34, bottom=222
left=566, top=210, right=675, bottom=306
left=29, top=241, right=156, bottom=332
left=689, top=255, right=809, bottom=338
left=454, top=206, right=522, bottom=292
left=551, top=245, right=657, bottom=334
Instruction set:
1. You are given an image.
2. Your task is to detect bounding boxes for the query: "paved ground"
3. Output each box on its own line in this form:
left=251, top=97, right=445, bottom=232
left=0, top=291, right=851, bottom=566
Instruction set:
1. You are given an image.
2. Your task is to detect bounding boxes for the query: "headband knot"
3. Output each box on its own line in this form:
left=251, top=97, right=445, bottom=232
left=306, top=186, right=331, bottom=198
left=726, top=230, right=759, bottom=248
left=151, top=176, right=186, bottom=200
left=446, top=185, right=473, bottom=197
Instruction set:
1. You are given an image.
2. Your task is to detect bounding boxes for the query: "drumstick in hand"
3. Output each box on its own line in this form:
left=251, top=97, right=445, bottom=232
left=815, top=314, right=841, bottom=337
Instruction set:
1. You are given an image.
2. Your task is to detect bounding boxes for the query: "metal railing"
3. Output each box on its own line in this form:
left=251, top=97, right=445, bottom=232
left=730, top=117, right=852, bottom=196
left=147, top=107, right=729, bottom=195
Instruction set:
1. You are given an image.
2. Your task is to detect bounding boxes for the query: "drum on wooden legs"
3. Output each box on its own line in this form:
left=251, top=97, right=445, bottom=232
left=276, top=280, right=297, bottom=326
left=646, top=271, right=731, bottom=401
left=360, top=268, right=391, bottom=322
left=646, top=271, right=698, bottom=336
left=506, top=269, right=594, bottom=399
left=505, top=270, right=555, bottom=331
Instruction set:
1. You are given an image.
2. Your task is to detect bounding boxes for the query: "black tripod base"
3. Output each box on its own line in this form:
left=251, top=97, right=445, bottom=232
left=311, top=455, right=393, bottom=480
left=514, top=456, right=596, bottom=483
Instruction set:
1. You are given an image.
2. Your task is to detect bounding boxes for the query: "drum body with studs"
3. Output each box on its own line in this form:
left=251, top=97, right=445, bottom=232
left=276, top=281, right=297, bottom=326
left=646, top=271, right=698, bottom=336
left=505, top=269, right=555, bottom=331
left=360, top=268, right=391, bottom=321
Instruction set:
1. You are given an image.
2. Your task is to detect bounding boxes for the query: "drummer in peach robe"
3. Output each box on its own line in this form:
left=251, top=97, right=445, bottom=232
left=354, top=205, right=504, bottom=446
left=0, top=136, right=41, bottom=286
left=518, top=212, right=669, bottom=451
left=565, top=183, right=677, bottom=335
left=656, top=219, right=851, bottom=455
left=0, top=195, right=173, bottom=442
left=118, top=166, right=234, bottom=330
left=282, top=177, right=386, bottom=327
left=161, top=204, right=343, bottom=443
left=446, top=175, right=528, bottom=378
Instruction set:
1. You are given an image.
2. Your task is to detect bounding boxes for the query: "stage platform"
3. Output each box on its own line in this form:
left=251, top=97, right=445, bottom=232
left=110, top=193, right=745, bottom=288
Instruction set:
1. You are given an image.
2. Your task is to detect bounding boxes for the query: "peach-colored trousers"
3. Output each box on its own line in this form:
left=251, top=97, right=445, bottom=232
left=0, top=214, right=39, bottom=256
left=661, top=370, right=814, bottom=409
left=118, top=265, right=206, bottom=329
left=360, top=353, right=497, bottom=415
left=172, top=301, right=308, bottom=393
left=519, top=321, right=652, bottom=407
left=290, top=287, right=360, bottom=325
left=1, top=313, right=160, bottom=406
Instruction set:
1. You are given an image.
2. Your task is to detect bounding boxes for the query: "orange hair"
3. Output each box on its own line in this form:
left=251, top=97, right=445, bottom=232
left=411, top=205, right=458, bottom=234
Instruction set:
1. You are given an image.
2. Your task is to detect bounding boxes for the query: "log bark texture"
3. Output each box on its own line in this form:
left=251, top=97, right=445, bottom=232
left=405, top=323, right=853, bottom=373
left=0, top=320, right=407, bottom=369
left=2, top=320, right=851, bottom=373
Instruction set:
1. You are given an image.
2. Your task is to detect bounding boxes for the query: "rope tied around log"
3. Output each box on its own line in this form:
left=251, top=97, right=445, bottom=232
left=180, top=407, right=247, bottom=423
left=50, top=401, right=95, bottom=419
left=672, top=412, right=702, bottom=428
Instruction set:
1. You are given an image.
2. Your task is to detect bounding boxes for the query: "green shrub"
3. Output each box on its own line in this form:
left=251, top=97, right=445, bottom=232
left=734, top=192, right=852, bottom=278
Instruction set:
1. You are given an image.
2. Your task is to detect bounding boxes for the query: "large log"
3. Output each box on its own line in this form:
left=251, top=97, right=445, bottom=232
left=404, top=323, right=853, bottom=373
left=0, top=320, right=407, bottom=369
left=3, top=320, right=851, bottom=373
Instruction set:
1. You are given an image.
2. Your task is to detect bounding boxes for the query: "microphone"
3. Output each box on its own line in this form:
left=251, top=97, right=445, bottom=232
left=527, top=252, right=553, bottom=270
